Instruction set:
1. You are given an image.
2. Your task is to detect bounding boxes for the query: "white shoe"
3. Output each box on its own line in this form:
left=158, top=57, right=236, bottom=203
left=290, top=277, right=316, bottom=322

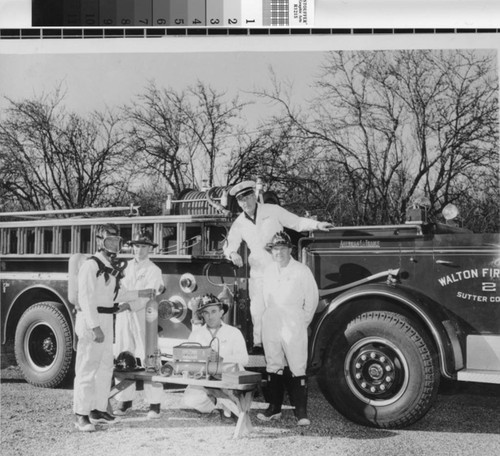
left=256, top=411, right=282, bottom=422
left=216, top=398, right=239, bottom=417
left=74, top=415, right=96, bottom=432
left=297, top=418, right=311, bottom=426
left=147, top=410, right=161, bottom=420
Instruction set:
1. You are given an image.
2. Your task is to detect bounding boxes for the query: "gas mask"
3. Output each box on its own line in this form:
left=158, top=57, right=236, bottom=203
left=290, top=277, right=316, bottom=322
left=97, top=233, right=123, bottom=255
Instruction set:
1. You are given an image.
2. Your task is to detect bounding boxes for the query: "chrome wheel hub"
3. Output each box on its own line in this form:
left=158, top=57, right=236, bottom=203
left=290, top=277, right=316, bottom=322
left=345, top=337, right=409, bottom=406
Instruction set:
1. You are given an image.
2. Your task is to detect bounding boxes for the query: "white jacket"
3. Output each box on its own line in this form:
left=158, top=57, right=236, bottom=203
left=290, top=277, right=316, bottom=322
left=223, top=203, right=320, bottom=278
left=188, top=322, right=249, bottom=369
left=114, top=258, right=164, bottom=360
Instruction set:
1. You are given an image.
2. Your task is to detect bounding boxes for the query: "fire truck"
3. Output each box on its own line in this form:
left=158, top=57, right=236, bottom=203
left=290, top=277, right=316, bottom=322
left=1, top=187, right=499, bottom=429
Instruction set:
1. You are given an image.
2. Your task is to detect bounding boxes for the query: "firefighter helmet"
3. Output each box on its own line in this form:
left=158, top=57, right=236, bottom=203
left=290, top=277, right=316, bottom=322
left=265, top=231, right=292, bottom=251
left=115, top=351, right=137, bottom=371
left=127, top=227, right=158, bottom=248
left=197, top=293, right=229, bottom=316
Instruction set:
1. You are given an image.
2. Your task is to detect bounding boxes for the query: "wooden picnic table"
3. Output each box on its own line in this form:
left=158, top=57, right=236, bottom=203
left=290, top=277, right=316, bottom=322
left=111, top=370, right=260, bottom=438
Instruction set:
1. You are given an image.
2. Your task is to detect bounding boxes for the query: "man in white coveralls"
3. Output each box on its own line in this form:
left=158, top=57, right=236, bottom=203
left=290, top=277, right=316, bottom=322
left=223, top=180, right=332, bottom=354
left=73, top=224, right=154, bottom=432
left=257, top=231, right=319, bottom=426
left=113, top=230, right=165, bottom=419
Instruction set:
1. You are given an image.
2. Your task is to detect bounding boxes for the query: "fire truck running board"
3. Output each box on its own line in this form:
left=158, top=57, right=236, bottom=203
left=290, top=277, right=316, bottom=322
left=456, top=369, right=500, bottom=384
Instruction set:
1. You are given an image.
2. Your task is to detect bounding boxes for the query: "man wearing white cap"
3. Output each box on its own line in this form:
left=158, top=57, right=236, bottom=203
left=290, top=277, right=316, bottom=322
left=223, top=180, right=333, bottom=354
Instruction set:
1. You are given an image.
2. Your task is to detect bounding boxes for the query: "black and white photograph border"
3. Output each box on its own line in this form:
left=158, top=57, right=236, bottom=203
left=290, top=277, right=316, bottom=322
left=1, top=31, right=499, bottom=456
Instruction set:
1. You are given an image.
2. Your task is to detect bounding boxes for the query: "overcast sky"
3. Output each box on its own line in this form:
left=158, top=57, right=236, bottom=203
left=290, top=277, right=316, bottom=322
left=0, top=50, right=326, bottom=128
left=1, top=33, right=499, bottom=118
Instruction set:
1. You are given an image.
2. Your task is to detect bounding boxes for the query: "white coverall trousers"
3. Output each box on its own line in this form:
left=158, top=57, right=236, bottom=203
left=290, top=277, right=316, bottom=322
left=182, top=386, right=218, bottom=413
left=262, top=306, right=308, bottom=377
left=73, top=312, right=114, bottom=415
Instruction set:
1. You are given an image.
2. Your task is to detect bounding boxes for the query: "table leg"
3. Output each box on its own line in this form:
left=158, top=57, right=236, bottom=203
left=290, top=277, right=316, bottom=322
left=208, top=388, right=256, bottom=438
left=109, top=378, right=136, bottom=399
left=232, top=390, right=254, bottom=439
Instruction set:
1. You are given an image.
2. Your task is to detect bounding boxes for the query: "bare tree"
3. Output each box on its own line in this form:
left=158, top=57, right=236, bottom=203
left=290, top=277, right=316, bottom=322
left=258, top=50, right=498, bottom=229
left=228, top=74, right=347, bottom=221
left=124, top=81, right=246, bottom=195
left=0, top=90, right=130, bottom=212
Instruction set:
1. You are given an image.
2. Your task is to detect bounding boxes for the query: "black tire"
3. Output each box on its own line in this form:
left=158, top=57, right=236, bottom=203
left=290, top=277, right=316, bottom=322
left=14, top=302, right=74, bottom=388
left=318, top=311, right=440, bottom=429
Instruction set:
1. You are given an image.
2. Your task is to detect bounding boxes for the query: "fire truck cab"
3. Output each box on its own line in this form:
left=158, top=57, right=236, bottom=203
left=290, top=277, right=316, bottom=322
left=304, top=203, right=500, bottom=428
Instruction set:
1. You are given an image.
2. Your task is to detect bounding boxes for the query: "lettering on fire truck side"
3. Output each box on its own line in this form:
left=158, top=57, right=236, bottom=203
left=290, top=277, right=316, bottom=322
left=438, top=268, right=500, bottom=286
left=437, top=268, right=499, bottom=303
left=339, top=240, right=381, bottom=248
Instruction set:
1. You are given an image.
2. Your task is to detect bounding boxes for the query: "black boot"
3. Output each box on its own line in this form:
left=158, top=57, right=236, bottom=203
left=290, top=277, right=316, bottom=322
left=147, top=403, right=161, bottom=420
left=114, top=400, right=132, bottom=416
left=257, top=373, right=284, bottom=422
left=289, top=376, right=310, bottom=426
left=283, top=366, right=295, bottom=407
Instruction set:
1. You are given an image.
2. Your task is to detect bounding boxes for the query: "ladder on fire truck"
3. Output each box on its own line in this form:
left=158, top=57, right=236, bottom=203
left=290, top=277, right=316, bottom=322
left=0, top=205, right=141, bottom=219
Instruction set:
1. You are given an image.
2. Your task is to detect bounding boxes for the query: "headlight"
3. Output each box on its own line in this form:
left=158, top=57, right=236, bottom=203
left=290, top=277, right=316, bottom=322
left=180, top=273, right=197, bottom=293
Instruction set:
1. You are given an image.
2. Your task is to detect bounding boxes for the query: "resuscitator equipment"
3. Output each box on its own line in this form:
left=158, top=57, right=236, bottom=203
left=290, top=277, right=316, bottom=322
left=159, top=342, right=225, bottom=379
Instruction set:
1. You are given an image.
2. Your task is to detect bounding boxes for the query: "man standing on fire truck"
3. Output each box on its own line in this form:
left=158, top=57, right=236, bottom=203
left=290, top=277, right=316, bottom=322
left=73, top=224, right=154, bottom=432
left=257, top=231, right=319, bottom=426
left=113, top=230, right=165, bottom=419
left=224, top=180, right=333, bottom=354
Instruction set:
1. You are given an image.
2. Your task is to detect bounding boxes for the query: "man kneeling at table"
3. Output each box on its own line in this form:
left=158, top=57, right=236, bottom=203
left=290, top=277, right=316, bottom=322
left=182, top=294, right=249, bottom=418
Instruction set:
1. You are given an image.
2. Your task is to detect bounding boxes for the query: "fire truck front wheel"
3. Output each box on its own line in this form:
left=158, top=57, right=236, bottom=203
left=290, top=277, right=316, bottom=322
left=318, top=311, right=440, bottom=429
left=14, top=302, right=74, bottom=388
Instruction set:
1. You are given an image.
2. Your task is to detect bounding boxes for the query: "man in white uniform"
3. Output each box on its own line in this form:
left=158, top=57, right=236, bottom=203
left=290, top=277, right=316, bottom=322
left=223, top=180, right=332, bottom=354
left=114, top=231, right=165, bottom=419
left=182, top=294, right=248, bottom=418
left=257, top=231, right=319, bottom=426
left=73, top=224, right=154, bottom=432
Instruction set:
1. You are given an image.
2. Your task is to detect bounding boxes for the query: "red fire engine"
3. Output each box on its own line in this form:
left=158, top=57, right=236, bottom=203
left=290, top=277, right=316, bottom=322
left=1, top=188, right=499, bottom=428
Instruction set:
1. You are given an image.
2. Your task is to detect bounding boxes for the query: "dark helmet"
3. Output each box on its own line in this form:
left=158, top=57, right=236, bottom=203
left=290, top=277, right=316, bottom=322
left=127, top=227, right=158, bottom=248
left=265, top=231, right=292, bottom=251
left=115, top=351, right=137, bottom=371
left=197, top=293, right=229, bottom=316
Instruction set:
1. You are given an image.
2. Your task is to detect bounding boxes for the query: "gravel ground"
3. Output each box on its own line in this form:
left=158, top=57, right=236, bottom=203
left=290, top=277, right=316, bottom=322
left=2, top=344, right=500, bottom=456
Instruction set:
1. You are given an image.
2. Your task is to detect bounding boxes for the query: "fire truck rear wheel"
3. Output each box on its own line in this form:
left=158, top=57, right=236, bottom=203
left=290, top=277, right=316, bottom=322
left=14, top=302, right=74, bottom=388
left=318, top=311, right=440, bottom=429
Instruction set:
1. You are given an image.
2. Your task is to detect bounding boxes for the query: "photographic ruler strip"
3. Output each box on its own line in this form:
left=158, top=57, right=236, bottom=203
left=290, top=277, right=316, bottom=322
left=31, top=0, right=315, bottom=28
